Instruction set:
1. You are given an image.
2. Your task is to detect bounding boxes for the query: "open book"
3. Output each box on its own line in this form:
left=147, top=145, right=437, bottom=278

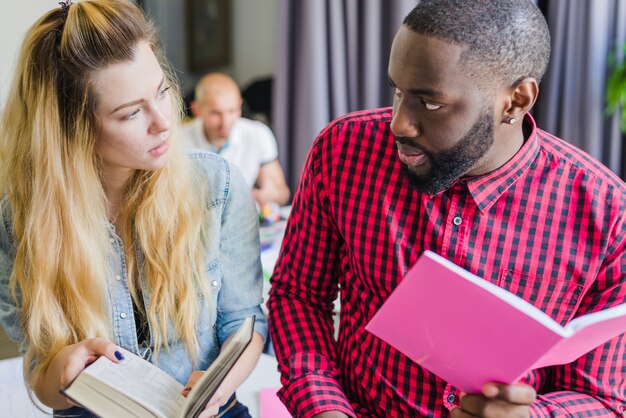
left=366, top=251, right=626, bottom=394
left=62, top=316, right=255, bottom=418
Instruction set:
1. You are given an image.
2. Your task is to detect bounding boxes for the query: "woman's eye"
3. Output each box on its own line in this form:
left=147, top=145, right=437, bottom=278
left=125, top=109, right=141, bottom=120
left=424, top=102, right=442, bottom=111
left=159, top=86, right=171, bottom=97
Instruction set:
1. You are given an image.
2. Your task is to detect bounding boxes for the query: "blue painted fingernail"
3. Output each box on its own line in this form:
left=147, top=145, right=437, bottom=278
left=115, top=351, right=125, bottom=360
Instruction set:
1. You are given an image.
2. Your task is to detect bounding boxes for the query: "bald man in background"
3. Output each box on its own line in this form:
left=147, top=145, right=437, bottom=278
left=182, top=73, right=290, bottom=206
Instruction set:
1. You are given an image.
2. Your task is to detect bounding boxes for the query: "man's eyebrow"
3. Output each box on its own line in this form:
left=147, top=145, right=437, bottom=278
left=110, top=76, right=166, bottom=114
left=408, top=87, right=445, bottom=99
left=388, top=75, right=445, bottom=99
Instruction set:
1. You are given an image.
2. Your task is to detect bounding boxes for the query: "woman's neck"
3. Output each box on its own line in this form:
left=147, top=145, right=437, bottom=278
left=100, top=168, right=132, bottom=224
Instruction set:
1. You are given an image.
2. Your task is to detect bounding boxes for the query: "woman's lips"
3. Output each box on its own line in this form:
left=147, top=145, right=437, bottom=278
left=149, top=140, right=170, bottom=157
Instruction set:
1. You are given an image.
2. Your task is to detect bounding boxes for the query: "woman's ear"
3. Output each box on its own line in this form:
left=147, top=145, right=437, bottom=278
left=499, top=77, right=539, bottom=125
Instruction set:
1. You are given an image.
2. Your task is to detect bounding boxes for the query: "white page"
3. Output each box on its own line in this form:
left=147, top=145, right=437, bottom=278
left=80, top=350, right=185, bottom=417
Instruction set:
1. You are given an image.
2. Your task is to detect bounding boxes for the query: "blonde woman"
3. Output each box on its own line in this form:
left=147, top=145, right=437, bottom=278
left=0, top=1, right=266, bottom=417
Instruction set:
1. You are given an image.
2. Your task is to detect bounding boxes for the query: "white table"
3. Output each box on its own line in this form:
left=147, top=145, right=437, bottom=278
left=260, top=220, right=287, bottom=315
left=0, top=356, right=50, bottom=417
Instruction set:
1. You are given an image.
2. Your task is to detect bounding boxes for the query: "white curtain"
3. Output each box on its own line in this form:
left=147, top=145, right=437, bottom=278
left=272, top=0, right=414, bottom=189
left=534, top=0, right=626, bottom=177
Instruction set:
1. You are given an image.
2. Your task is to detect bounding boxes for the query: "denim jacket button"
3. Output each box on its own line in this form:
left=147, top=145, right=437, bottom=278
left=120, top=312, right=127, bottom=319
left=115, top=275, right=121, bottom=281
left=211, top=280, right=218, bottom=287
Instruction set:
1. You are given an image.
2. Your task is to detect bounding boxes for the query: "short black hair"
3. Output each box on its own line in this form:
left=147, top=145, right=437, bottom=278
left=403, top=0, right=550, bottom=87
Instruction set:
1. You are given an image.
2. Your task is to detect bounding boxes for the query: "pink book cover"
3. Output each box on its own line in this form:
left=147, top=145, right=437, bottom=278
left=260, top=387, right=291, bottom=418
left=365, top=250, right=626, bottom=394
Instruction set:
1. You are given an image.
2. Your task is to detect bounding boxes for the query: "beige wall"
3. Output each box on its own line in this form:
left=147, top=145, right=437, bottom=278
left=230, top=0, right=278, bottom=88
left=0, top=0, right=278, bottom=108
left=141, top=0, right=278, bottom=96
left=0, top=0, right=53, bottom=111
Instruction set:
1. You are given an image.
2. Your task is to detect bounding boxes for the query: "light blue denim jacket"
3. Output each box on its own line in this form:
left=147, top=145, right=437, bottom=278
left=0, top=151, right=267, bottom=386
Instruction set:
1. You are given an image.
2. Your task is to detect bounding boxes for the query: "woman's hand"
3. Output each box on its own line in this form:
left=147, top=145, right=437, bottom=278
left=180, top=331, right=265, bottom=417
left=181, top=371, right=227, bottom=418
left=36, top=337, right=124, bottom=409
left=198, top=386, right=226, bottom=418
left=181, top=370, right=204, bottom=397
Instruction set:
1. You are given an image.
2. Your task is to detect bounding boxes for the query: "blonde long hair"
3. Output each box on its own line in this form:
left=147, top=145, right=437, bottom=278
left=0, top=0, right=210, bottom=389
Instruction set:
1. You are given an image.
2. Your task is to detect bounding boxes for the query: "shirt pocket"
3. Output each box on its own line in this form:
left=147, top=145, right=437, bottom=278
left=497, top=270, right=583, bottom=326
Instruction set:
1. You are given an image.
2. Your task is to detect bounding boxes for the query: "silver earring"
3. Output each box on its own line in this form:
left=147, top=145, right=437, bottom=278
left=507, top=117, right=517, bottom=125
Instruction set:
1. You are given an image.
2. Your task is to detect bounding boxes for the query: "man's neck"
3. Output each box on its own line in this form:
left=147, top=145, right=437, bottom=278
left=202, top=123, right=229, bottom=152
left=206, top=136, right=229, bottom=152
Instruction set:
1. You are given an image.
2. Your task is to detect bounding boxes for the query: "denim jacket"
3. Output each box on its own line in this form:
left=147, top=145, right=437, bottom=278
left=0, top=151, right=268, bottom=387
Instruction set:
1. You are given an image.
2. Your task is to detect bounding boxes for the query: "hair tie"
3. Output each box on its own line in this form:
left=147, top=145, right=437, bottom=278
left=59, top=1, right=73, bottom=19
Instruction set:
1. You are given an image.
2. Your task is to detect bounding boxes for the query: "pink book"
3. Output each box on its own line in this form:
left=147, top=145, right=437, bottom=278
left=260, top=387, right=291, bottom=418
left=365, top=250, right=626, bottom=394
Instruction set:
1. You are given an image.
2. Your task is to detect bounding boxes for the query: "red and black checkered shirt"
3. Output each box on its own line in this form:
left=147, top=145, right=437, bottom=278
left=268, top=108, right=626, bottom=417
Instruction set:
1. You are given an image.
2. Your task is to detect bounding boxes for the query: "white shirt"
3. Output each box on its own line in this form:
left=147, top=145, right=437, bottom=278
left=181, top=118, right=279, bottom=188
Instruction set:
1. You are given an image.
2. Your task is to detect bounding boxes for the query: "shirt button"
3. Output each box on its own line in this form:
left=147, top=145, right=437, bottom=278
left=211, top=280, right=218, bottom=287
left=447, top=393, right=456, bottom=403
left=120, top=312, right=127, bottom=319
left=453, top=216, right=462, bottom=226
left=115, top=275, right=121, bottom=281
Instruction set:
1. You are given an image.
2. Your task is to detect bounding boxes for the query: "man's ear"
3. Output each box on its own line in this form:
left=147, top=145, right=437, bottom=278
left=190, top=100, right=201, bottom=118
left=499, top=77, right=538, bottom=125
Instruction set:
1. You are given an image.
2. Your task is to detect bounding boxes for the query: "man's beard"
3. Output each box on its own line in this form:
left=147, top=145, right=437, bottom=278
left=402, top=110, right=495, bottom=194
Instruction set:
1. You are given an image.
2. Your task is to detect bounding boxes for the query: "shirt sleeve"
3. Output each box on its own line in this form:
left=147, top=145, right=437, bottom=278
left=267, top=126, right=356, bottom=418
left=253, top=122, right=279, bottom=165
left=529, top=211, right=626, bottom=417
left=215, top=162, right=268, bottom=344
left=0, top=199, right=25, bottom=347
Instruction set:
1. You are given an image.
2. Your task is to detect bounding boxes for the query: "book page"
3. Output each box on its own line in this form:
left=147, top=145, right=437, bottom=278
left=80, top=349, right=185, bottom=418
left=534, top=303, right=626, bottom=368
left=365, top=251, right=563, bottom=393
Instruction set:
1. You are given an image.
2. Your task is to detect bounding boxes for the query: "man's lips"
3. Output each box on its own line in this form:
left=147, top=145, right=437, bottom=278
left=396, top=144, right=429, bottom=167
left=398, top=150, right=428, bottom=166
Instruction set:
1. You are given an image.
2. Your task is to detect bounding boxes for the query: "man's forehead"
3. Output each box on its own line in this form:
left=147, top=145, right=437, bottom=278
left=389, top=27, right=467, bottom=90
left=392, top=27, right=464, bottom=68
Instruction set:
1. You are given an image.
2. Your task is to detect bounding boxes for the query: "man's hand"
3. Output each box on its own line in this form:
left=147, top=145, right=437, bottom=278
left=451, top=383, right=536, bottom=418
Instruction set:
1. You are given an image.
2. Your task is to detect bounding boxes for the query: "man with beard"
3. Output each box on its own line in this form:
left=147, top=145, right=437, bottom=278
left=267, top=0, right=626, bottom=417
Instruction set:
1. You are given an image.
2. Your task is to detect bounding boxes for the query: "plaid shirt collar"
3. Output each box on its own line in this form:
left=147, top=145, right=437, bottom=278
left=440, top=113, right=541, bottom=213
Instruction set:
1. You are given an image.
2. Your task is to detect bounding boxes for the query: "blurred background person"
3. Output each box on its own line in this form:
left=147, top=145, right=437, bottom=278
left=183, top=73, right=290, bottom=208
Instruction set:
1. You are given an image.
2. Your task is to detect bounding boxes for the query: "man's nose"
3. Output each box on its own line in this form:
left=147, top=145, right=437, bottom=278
left=391, top=101, right=420, bottom=138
